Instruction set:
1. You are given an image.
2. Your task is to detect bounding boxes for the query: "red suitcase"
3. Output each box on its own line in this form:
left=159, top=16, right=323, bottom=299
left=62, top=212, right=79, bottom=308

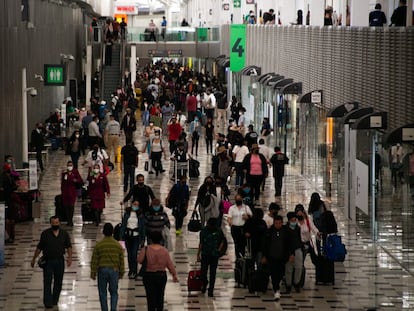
left=187, top=269, right=203, bottom=294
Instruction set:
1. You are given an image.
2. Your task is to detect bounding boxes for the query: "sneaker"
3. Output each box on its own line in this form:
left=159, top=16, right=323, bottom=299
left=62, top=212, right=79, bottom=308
left=273, top=291, right=280, bottom=301
left=175, top=229, right=182, bottom=236
left=129, top=272, right=137, bottom=279
left=294, top=285, right=301, bottom=293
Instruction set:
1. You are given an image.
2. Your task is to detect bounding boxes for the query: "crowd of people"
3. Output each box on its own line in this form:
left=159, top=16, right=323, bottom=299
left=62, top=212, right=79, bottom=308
left=0, top=60, right=344, bottom=310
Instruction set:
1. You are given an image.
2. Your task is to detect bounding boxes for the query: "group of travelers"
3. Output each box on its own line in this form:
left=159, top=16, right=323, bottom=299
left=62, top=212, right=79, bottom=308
left=2, top=58, right=345, bottom=310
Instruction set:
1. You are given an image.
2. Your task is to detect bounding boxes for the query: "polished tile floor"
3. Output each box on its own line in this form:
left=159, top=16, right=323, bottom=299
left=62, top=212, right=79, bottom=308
left=1, top=128, right=414, bottom=310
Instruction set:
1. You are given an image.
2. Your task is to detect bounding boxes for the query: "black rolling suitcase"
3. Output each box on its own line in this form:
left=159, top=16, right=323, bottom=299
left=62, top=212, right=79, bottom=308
left=234, top=256, right=254, bottom=288
left=54, top=195, right=67, bottom=222
left=315, top=256, right=335, bottom=285
left=248, top=269, right=269, bottom=293
left=81, top=202, right=95, bottom=223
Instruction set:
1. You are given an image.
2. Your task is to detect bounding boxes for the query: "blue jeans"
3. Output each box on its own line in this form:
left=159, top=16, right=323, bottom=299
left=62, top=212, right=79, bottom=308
left=123, top=164, right=135, bottom=192
left=43, top=257, right=65, bottom=307
left=97, top=267, right=119, bottom=311
left=125, top=235, right=140, bottom=273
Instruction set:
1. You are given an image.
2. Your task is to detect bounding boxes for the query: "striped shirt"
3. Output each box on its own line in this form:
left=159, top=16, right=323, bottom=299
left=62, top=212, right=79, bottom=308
left=90, top=236, right=125, bottom=279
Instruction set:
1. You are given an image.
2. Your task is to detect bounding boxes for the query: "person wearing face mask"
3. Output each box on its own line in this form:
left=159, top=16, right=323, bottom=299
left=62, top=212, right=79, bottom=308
left=284, top=212, right=303, bottom=294
left=149, top=130, right=167, bottom=176
left=119, top=201, right=146, bottom=279
left=87, top=164, right=110, bottom=226
left=168, top=117, right=182, bottom=155
left=144, top=198, right=171, bottom=246
left=30, top=216, right=72, bottom=308
left=88, top=115, right=102, bottom=148
left=237, top=108, right=246, bottom=135
left=204, top=117, right=215, bottom=154
left=242, top=144, right=268, bottom=202
left=162, top=101, right=175, bottom=135
left=189, top=116, right=202, bottom=156
left=122, top=174, right=155, bottom=214
left=227, top=194, right=252, bottom=258
left=66, top=130, right=82, bottom=168
left=83, top=144, right=109, bottom=174
left=1, top=163, right=18, bottom=243
left=196, top=177, right=218, bottom=227
left=60, top=161, right=83, bottom=226
left=166, top=175, right=190, bottom=236
left=295, top=204, right=320, bottom=266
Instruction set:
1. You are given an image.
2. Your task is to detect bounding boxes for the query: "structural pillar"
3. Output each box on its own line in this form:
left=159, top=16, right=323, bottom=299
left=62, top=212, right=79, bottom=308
left=310, top=0, right=325, bottom=26
left=85, top=45, right=92, bottom=110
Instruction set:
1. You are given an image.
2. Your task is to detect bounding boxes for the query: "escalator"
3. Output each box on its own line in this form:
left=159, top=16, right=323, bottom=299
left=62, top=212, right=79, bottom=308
left=101, top=42, right=122, bottom=102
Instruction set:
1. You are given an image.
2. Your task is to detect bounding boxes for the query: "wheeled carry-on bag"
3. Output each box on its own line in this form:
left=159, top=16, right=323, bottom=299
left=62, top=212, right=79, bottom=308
left=54, top=194, right=68, bottom=222
left=187, top=269, right=203, bottom=294
left=248, top=269, right=269, bottom=293
left=315, top=256, right=335, bottom=285
left=81, top=202, right=96, bottom=222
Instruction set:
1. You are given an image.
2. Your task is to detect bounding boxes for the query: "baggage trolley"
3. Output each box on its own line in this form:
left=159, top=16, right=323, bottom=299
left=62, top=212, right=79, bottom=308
left=172, top=159, right=190, bottom=183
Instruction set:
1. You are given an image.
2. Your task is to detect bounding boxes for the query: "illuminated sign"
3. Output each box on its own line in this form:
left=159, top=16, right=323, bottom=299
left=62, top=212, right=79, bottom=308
left=44, top=64, right=65, bottom=86
left=114, top=5, right=138, bottom=14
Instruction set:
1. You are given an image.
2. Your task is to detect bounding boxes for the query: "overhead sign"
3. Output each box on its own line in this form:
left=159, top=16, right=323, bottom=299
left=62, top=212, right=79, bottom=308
left=114, top=5, right=138, bottom=14
left=311, top=91, right=322, bottom=104
left=44, top=64, right=65, bottom=86
left=148, top=49, right=183, bottom=57
left=233, top=0, right=241, bottom=8
left=230, top=24, right=246, bottom=72
left=223, top=3, right=230, bottom=10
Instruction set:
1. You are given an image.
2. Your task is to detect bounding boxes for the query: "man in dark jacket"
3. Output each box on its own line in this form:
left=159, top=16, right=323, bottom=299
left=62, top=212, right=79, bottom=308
left=284, top=212, right=303, bottom=293
left=270, top=146, right=289, bottom=196
left=122, top=174, right=155, bottom=213
left=369, top=3, right=387, bottom=26
left=120, top=108, right=137, bottom=144
left=391, top=0, right=407, bottom=26
left=31, top=123, right=45, bottom=171
left=262, top=215, right=289, bottom=301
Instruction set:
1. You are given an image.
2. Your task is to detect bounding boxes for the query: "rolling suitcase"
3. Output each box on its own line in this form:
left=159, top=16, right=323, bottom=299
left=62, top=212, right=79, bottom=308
left=54, top=194, right=67, bottom=222
left=248, top=269, right=269, bottom=293
left=315, top=256, right=335, bottom=285
left=81, top=202, right=96, bottom=223
left=234, top=257, right=254, bottom=288
left=187, top=269, right=203, bottom=294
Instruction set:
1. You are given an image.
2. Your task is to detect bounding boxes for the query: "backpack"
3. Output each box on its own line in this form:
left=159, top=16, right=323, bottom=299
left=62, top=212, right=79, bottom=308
left=324, top=234, right=347, bottom=262
left=202, top=229, right=226, bottom=257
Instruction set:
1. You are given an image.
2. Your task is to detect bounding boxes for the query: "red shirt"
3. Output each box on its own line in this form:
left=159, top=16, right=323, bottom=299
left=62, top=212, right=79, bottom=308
left=168, top=123, right=182, bottom=141
left=186, top=95, right=197, bottom=112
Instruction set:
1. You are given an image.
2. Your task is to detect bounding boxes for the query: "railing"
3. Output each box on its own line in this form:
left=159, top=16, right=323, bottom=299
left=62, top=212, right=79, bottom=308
left=127, top=26, right=221, bottom=42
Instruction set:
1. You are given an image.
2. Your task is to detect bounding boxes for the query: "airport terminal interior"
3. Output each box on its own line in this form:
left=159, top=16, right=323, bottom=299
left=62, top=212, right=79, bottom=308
left=1, top=127, right=414, bottom=311
left=2, top=0, right=414, bottom=310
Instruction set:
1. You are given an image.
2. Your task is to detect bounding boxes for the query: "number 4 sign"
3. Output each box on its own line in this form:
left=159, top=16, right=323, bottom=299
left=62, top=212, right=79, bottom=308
left=230, top=24, right=246, bottom=72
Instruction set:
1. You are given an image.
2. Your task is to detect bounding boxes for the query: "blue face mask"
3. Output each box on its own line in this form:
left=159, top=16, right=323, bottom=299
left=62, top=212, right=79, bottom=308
left=132, top=205, right=139, bottom=211
left=153, top=205, right=161, bottom=212
left=243, top=188, right=250, bottom=194
left=289, top=222, right=297, bottom=229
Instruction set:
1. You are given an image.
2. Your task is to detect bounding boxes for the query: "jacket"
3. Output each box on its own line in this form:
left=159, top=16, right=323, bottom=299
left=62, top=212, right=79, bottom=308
left=120, top=210, right=146, bottom=244
left=242, top=153, right=269, bottom=177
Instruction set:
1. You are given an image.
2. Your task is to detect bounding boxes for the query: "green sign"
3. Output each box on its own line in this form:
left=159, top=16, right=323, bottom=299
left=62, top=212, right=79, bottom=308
left=197, top=28, right=208, bottom=42
left=44, top=64, right=65, bottom=86
left=230, top=24, right=246, bottom=72
left=233, top=0, right=241, bottom=8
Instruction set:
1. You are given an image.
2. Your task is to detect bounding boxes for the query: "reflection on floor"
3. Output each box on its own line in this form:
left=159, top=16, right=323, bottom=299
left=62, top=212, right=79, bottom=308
left=1, top=131, right=414, bottom=311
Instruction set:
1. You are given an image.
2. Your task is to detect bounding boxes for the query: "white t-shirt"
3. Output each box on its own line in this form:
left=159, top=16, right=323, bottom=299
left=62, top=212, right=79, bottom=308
left=263, top=213, right=274, bottom=228
left=86, top=148, right=109, bottom=172
left=259, top=144, right=272, bottom=161
left=228, top=204, right=252, bottom=226
left=233, top=145, right=250, bottom=163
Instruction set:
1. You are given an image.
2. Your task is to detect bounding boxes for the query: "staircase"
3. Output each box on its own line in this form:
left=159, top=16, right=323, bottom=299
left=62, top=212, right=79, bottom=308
left=102, top=43, right=121, bottom=103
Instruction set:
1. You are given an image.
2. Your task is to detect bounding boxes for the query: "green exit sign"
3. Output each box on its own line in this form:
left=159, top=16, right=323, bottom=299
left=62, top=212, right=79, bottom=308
left=234, top=0, right=241, bottom=8
left=44, top=64, right=65, bottom=86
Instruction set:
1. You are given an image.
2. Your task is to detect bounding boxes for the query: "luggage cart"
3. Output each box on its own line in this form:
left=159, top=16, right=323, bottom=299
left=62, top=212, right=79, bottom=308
left=171, top=159, right=190, bottom=183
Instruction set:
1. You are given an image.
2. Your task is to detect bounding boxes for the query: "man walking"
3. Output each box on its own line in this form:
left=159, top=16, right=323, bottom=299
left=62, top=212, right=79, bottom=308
left=122, top=174, right=155, bottom=213
left=270, top=146, right=289, bottom=197
left=30, top=122, right=45, bottom=171
left=30, top=216, right=72, bottom=309
left=120, top=108, right=137, bottom=144
left=91, top=223, right=125, bottom=311
left=121, top=140, right=139, bottom=193
left=105, top=114, right=120, bottom=161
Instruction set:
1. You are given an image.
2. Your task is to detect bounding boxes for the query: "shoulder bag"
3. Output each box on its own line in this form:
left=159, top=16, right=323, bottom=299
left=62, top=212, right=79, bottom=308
left=188, top=209, right=202, bottom=232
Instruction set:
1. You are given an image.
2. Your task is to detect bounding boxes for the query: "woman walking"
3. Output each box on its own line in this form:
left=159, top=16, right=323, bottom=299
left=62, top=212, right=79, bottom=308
left=87, top=163, right=110, bottom=225
left=61, top=160, right=83, bottom=226
left=138, top=231, right=178, bottom=311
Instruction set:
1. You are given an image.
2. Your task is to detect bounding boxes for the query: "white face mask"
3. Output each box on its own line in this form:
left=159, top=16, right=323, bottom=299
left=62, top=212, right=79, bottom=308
left=75, top=134, right=80, bottom=138
left=93, top=168, right=100, bottom=174
left=67, top=166, right=73, bottom=171
left=239, top=112, right=242, bottom=115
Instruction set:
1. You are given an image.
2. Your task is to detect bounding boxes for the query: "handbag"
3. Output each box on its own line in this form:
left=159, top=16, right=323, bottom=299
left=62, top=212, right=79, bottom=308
left=138, top=247, right=147, bottom=276
left=38, top=256, right=47, bottom=269
left=187, top=209, right=202, bottom=232
left=221, top=199, right=232, bottom=214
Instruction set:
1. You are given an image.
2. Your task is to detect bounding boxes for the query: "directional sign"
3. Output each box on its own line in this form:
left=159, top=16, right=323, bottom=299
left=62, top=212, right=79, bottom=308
left=230, top=24, right=246, bottom=71
left=233, top=0, right=241, bottom=8
left=44, top=64, right=65, bottom=86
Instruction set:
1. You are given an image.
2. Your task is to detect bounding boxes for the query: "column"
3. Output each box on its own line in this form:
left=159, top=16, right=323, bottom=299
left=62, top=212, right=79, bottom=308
left=310, top=0, right=325, bottom=26
left=350, top=0, right=370, bottom=26
left=85, top=45, right=92, bottom=110
left=130, top=44, right=137, bottom=93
